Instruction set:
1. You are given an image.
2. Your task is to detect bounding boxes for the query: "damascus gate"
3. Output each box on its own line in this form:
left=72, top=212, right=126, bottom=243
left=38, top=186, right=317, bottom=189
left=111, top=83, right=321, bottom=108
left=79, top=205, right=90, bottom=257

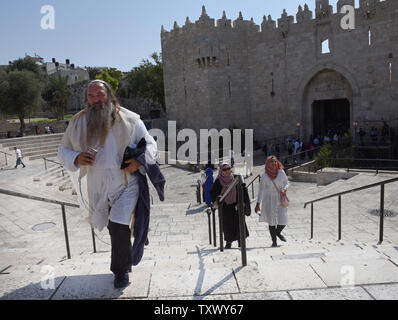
left=161, top=0, right=398, bottom=146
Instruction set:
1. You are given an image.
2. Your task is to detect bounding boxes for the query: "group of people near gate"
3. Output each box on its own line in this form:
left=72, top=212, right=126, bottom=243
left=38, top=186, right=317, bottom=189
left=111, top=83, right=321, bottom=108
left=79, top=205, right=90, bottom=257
left=57, top=79, right=289, bottom=290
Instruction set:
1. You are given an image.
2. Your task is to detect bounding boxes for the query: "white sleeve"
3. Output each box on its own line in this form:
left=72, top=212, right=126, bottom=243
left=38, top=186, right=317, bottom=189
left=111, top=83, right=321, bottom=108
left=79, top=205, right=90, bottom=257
left=57, top=120, right=80, bottom=172
left=58, top=145, right=80, bottom=172
left=131, top=119, right=158, bottom=174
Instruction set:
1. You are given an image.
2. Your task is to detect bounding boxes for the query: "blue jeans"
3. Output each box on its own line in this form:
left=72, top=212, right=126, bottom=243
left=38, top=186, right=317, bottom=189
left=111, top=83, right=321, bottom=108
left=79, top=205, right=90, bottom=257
left=15, top=157, right=25, bottom=168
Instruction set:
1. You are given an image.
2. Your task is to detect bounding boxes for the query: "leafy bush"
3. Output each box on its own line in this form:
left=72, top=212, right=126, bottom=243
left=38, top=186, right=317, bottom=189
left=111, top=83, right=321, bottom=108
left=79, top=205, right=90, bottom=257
left=314, top=133, right=355, bottom=170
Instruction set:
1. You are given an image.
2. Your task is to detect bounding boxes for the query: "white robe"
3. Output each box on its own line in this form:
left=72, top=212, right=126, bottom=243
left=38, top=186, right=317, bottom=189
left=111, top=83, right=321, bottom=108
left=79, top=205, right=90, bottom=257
left=57, top=106, right=157, bottom=231
left=257, top=170, right=289, bottom=226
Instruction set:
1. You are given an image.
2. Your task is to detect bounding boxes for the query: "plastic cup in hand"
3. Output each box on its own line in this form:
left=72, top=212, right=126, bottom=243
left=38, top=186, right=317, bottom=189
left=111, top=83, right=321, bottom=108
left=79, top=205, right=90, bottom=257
left=86, top=147, right=98, bottom=162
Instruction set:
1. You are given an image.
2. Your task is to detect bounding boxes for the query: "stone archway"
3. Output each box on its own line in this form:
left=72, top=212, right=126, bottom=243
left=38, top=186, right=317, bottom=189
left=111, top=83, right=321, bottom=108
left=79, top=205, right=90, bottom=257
left=297, top=63, right=360, bottom=143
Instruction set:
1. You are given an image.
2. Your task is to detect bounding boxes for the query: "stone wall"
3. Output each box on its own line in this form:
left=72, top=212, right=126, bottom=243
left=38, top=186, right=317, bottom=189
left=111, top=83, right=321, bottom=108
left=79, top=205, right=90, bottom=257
left=161, top=0, right=398, bottom=144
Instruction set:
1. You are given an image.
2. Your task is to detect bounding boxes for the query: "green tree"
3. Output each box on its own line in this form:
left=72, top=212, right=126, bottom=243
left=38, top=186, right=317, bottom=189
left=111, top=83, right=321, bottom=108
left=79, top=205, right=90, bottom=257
left=87, top=67, right=102, bottom=80
left=96, top=69, right=119, bottom=92
left=126, top=52, right=165, bottom=111
left=0, top=70, right=44, bottom=134
left=8, top=57, right=43, bottom=80
left=42, top=75, right=71, bottom=120
left=107, top=68, right=123, bottom=83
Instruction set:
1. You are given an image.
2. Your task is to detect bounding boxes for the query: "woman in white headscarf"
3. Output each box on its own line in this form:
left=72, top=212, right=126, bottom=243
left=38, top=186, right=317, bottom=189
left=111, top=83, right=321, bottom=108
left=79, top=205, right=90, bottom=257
left=255, top=155, right=289, bottom=247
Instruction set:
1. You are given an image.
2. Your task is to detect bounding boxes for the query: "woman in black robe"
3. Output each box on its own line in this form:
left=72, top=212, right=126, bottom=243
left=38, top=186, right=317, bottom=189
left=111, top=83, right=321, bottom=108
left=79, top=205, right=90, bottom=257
left=210, top=163, right=250, bottom=249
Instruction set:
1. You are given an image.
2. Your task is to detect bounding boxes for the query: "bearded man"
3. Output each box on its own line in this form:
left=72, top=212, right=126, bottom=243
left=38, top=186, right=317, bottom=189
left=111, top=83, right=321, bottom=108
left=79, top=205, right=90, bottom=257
left=58, top=80, right=164, bottom=288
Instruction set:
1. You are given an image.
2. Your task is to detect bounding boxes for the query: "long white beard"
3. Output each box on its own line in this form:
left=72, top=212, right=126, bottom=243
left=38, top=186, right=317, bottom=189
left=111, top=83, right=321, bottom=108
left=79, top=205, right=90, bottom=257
left=86, top=100, right=115, bottom=147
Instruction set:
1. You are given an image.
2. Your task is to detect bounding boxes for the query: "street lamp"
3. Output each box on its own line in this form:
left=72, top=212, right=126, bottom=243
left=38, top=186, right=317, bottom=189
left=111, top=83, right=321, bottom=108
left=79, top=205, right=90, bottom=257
left=353, top=121, right=359, bottom=145
left=296, top=121, right=301, bottom=141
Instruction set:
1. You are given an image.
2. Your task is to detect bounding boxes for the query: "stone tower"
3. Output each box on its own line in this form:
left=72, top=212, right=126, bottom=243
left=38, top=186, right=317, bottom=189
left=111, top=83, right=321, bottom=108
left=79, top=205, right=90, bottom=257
left=161, top=1, right=397, bottom=144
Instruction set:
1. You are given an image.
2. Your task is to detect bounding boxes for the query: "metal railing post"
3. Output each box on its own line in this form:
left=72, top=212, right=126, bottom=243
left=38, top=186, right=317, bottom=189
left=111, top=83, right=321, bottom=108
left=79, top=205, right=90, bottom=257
left=61, top=204, right=71, bottom=259
left=217, top=195, right=224, bottom=252
left=338, top=195, right=342, bottom=241
left=379, top=184, right=385, bottom=244
left=196, top=181, right=202, bottom=204
left=310, top=203, right=314, bottom=239
left=206, top=208, right=212, bottom=245
left=91, top=228, right=97, bottom=253
left=212, top=207, right=217, bottom=248
left=237, top=179, right=247, bottom=267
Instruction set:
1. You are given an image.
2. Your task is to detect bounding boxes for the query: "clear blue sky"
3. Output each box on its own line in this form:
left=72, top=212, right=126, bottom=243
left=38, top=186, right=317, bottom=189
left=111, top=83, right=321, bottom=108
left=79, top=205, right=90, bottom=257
left=0, top=0, right=357, bottom=72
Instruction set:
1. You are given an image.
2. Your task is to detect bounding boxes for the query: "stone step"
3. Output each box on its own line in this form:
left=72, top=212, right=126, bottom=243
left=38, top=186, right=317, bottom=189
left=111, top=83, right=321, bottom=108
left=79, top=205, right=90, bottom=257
left=9, top=143, right=61, bottom=154
left=30, top=153, right=59, bottom=161
left=0, top=134, right=63, bottom=147
left=23, top=147, right=59, bottom=157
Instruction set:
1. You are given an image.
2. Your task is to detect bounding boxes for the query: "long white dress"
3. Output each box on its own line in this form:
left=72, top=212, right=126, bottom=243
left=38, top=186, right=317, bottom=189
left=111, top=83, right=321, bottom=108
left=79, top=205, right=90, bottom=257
left=257, top=170, right=289, bottom=226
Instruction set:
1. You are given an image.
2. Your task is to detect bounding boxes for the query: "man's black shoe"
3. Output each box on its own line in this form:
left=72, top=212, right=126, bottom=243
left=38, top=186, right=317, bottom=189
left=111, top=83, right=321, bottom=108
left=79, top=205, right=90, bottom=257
left=114, top=272, right=129, bottom=288
left=225, top=242, right=232, bottom=249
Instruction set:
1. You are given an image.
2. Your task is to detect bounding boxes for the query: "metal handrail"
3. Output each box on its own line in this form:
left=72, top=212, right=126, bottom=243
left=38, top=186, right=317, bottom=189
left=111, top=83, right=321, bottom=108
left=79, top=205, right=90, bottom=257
left=322, top=157, right=398, bottom=163
left=303, top=176, right=398, bottom=244
left=0, top=150, right=12, bottom=166
left=246, top=174, right=260, bottom=199
left=318, top=157, right=398, bottom=175
left=43, top=157, right=63, bottom=171
left=0, top=187, right=96, bottom=259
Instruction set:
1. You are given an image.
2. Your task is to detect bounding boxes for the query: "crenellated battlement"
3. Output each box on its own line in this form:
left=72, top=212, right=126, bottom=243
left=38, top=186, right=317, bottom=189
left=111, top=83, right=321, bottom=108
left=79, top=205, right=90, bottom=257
left=161, top=0, right=396, bottom=40
left=161, top=0, right=397, bottom=140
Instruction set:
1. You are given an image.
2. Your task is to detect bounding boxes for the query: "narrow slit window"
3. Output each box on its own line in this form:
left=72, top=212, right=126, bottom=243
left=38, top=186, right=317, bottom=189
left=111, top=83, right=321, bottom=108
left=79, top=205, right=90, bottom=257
left=389, top=62, right=392, bottom=84
left=368, top=27, right=372, bottom=46
left=321, top=39, right=330, bottom=54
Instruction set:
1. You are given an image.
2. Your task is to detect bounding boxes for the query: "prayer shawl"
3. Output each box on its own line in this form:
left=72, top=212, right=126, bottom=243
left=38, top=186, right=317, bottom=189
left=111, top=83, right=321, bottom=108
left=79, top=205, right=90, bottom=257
left=60, top=106, right=165, bottom=265
left=59, top=106, right=141, bottom=230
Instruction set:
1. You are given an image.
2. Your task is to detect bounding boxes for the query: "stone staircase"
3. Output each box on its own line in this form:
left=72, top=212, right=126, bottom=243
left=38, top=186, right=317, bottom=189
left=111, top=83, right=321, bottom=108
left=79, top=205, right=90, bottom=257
left=1, top=163, right=398, bottom=300
left=32, top=162, right=74, bottom=194
left=0, top=134, right=63, bottom=161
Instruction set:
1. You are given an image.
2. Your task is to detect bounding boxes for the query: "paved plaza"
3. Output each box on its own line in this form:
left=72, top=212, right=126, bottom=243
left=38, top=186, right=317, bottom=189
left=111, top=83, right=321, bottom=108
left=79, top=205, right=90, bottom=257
left=1, top=155, right=398, bottom=300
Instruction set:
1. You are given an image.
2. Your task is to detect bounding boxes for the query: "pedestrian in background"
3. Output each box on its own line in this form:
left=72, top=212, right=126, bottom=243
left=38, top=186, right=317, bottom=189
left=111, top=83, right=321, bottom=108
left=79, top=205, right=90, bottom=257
left=14, top=147, right=26, bottom=168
